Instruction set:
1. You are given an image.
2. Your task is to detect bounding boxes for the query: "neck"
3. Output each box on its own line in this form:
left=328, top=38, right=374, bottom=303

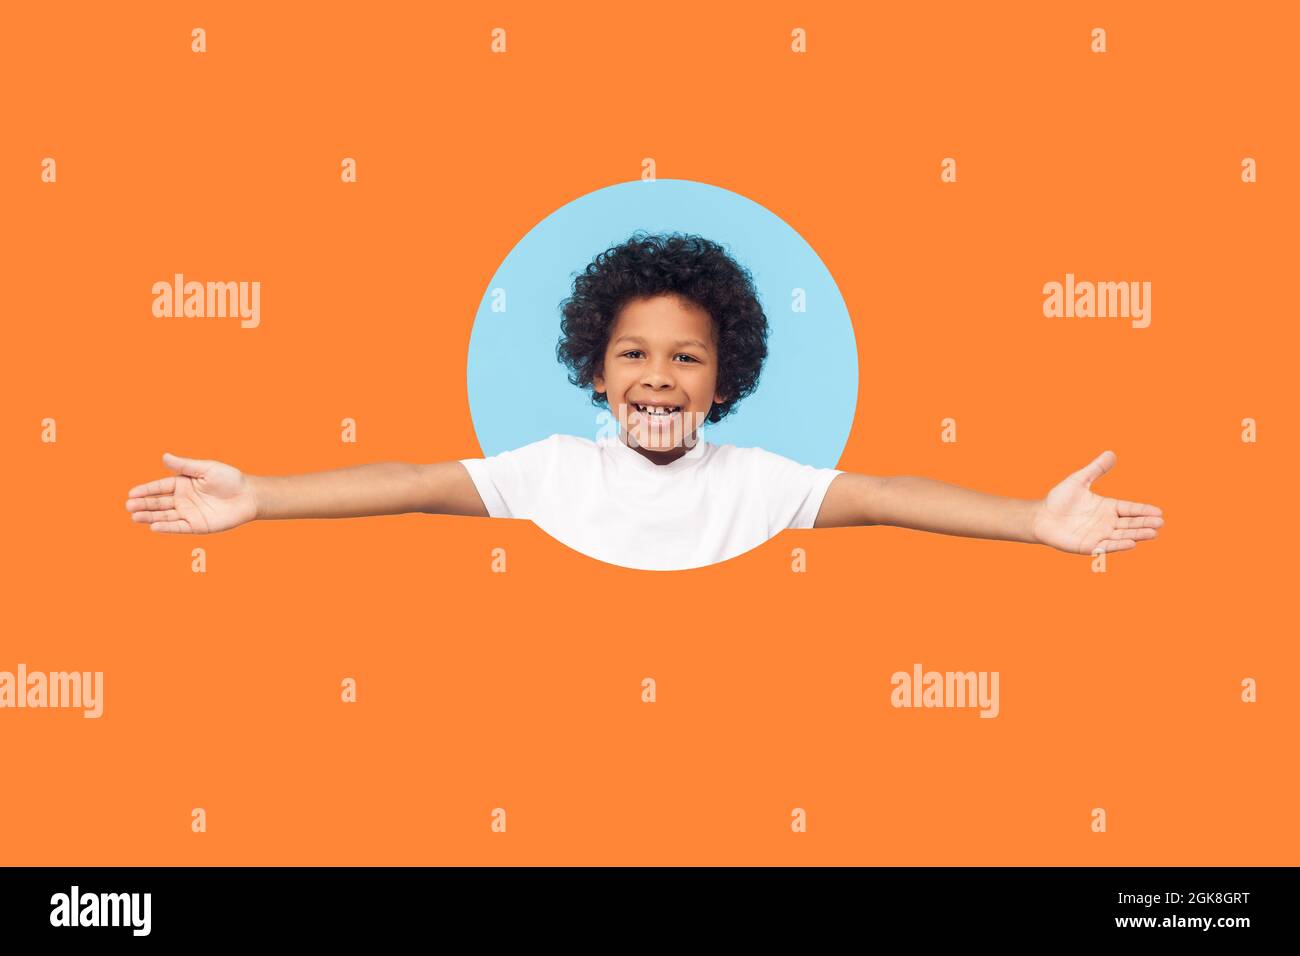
left=621, top=431, right=698, bottom=466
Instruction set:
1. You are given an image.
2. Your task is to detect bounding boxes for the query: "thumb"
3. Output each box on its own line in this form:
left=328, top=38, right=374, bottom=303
left=1074, top=450, right=1116, bottom=488
left=162, top=451, right=213, bottom=477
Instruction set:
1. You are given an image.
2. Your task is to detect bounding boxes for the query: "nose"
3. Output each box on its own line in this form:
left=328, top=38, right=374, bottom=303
left=641, top=355, right=677, bottom=389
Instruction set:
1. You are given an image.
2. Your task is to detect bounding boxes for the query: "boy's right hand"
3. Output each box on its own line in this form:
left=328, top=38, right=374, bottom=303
left=125, top=452, right=259, bottom=534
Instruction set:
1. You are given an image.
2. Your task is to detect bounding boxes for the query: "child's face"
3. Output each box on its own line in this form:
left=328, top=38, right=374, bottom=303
left=592, top=293, right=727, bottom=457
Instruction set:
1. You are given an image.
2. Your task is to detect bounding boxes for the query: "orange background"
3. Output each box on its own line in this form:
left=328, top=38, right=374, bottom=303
left=1, top=1, right=1295, bottom=865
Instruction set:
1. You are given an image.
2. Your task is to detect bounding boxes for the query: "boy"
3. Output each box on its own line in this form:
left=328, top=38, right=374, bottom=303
left=125, top=232, right=1164, bottom=570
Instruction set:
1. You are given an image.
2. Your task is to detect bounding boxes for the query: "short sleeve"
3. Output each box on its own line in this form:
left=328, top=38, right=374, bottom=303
left=458, top=433, right=562, bottom=520
left=750, top=447, right=845, bottom=531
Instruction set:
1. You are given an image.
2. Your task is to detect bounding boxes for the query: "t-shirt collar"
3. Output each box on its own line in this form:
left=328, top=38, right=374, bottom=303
left=599, top=431, right=709, bottom=474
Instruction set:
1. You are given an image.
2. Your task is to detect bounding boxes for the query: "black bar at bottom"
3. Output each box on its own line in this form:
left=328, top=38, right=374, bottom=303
left=0, top=866, right=1289, bottom=942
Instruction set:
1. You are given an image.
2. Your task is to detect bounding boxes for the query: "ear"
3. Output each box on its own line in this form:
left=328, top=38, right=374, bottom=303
left=593, top=369, right=605, bottom=393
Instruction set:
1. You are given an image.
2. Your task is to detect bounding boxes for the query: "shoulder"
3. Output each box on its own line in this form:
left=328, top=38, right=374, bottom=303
left=507, top=432, right=598, bottom=465
left=496, top=432, right=591, bottom=453
left=545, top=432, right=602, bottom=460
left=549, top=432, right=597, bottom=451
left=716, top=444, right=846, bottom=530
left=711, top=442, right=835, bottom=473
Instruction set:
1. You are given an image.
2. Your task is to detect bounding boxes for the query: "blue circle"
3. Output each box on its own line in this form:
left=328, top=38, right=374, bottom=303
left=466, top=179, right=857, bottom=469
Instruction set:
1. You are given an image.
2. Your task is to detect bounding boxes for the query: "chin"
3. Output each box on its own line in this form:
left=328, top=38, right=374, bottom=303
left=635, top=427, right=696, bottom=452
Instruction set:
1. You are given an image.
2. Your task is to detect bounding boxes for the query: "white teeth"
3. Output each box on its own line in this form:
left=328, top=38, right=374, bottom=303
left=635, top=404, right=679, bottom=416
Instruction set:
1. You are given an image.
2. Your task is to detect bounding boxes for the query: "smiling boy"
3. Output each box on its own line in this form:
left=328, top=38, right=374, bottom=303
left=594, top=292, right=718, bottom=464
left=125, top=232, right=1164, bottom=571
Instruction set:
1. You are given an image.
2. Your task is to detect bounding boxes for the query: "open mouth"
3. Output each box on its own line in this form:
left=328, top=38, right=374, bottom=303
left=631, top=403, right=682, bottom=422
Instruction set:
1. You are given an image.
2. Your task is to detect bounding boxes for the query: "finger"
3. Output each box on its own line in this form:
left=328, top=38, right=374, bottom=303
left=1109, top=528, right=1157, bottom=541
left=125, top=494, right=174, bottom=513
left=1095, top=539, right=1136, bottom=552
left=149, top=520, right=192, bottom=533
left=1115, top=515, right=1163, bottom=529
left=1117, top=499, right=1162, bottom=518
left=162, top=452, right=213, bottom=478
left=132, top=508, right=181, bottom=524
left=126, top=476, right=177, bottom=498
left=1074, top=450, right=1116, bottom=488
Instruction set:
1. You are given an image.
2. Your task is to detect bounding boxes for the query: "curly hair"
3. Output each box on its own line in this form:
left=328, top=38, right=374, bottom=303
left=555, top=231, right=769, bottom=425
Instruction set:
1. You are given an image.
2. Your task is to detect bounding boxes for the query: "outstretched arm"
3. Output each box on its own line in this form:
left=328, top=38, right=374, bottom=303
left=253, top=460, right=489, bottom=521
left=813, top=450, right=1163, bottom=555
left=126, top=452, right=489, bottom=533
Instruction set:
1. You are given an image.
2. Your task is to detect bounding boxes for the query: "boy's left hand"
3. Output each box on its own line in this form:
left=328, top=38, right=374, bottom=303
left=1032, top=450, right=1164, bottom=555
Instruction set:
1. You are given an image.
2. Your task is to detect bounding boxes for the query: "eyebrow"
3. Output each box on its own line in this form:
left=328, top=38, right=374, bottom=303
left=612, top=335, right=711, bottom=353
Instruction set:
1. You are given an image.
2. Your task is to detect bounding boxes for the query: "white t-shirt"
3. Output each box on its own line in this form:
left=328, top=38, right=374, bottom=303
left=458, top=433, right=844, bottom=571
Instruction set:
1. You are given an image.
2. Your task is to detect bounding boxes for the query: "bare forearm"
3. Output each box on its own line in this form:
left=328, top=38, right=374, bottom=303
left=870, top=476, right=1040, bottom=544
left=249, top=462, right=429, bottom=520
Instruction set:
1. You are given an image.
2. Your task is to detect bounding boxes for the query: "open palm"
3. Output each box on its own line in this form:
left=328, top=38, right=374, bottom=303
left=1032, top=450, right=1164, bottom=555
left=124, top=452, right=258, bottom=534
